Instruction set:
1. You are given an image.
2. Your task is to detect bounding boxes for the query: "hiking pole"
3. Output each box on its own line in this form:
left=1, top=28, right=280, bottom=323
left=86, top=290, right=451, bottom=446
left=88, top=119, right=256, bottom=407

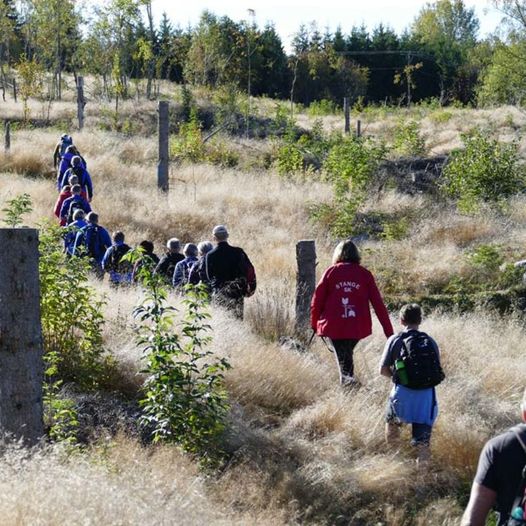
left=306, top=329, right=316, bottom=349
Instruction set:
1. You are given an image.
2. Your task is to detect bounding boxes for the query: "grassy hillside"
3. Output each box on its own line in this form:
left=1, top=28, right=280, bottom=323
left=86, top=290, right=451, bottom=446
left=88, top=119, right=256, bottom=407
left=0, top=84, right=525, bottom=524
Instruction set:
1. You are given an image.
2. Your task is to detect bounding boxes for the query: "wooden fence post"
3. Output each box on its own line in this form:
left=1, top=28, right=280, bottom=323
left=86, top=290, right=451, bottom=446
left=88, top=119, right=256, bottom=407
left=0, top=229, right=44, bottom=445
left=158, top=100, right=169, bottom=192
left=295, top=240, right=316, bottom=335
left=4, top=120, right=10, bottom=153
left=76, top=76, right=86, bottom=130
left=356, top=119, right=362, bottom=138
left=12, top=78, right=17, bottom=102
left=344, top=97, right=350, bottom=135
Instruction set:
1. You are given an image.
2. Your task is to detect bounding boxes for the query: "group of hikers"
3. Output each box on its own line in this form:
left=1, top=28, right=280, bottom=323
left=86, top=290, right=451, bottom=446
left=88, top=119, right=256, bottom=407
left=51, top=134, right=257, bottom=319
left=51, top=134, right=525, bottom=526
left=311, top=240, right=526, bottom=525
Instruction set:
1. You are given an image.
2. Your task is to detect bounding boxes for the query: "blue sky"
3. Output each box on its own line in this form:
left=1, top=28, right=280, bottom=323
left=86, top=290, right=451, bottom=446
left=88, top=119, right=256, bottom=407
left=150, top=1, right=503, bottom=51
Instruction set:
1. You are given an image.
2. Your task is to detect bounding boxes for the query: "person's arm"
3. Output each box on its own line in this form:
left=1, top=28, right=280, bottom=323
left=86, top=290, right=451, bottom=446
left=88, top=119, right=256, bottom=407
left=379, top=335, right=396, bottom=378
left=367, top=272, right=394, bottom=338
left=310, top=268, right=331, bottom=331
left=85, top=170, right=93, bottom=201
left=53, top=196, right=62, bottom=218
left=101, top=247, right=112, bottom=271
left=173, top=262, right=183, bottom=287
left=59, top=199, right=69, bottom=221
left=460, top=482, right=496, bottom=526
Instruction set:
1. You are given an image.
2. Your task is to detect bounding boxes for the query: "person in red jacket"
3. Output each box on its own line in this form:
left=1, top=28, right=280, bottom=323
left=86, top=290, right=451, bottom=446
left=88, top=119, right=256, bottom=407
left=53, top=184, right=72, bottom=224
left=311, top=239, right=394, bottom=386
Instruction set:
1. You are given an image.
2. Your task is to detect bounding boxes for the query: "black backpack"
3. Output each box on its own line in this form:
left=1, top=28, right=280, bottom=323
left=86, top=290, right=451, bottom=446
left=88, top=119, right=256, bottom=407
left=106, top=244, right=131, bottom=273
left=66, top=200, right=84, bottom=225
left=395, top=331, right=445, bottom=389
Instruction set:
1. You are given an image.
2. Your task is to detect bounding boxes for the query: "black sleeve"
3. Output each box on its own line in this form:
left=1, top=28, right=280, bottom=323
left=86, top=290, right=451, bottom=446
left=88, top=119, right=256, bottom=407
left=474, top=439, right=499, bottom=491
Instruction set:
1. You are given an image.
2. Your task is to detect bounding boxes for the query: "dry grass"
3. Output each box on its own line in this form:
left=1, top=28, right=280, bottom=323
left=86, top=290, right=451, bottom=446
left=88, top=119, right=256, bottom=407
left=2, top=93, right=526, bottom=523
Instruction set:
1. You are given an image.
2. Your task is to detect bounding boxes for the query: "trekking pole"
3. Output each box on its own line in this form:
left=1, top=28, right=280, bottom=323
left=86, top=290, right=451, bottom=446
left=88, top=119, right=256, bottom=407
left=306, top=329, right=316, bottom=349
left=320, top=336, right=334, bottom=353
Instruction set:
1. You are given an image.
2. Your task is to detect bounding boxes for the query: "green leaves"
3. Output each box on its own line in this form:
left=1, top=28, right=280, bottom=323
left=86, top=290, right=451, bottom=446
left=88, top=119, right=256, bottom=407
left=441, top=129, right=526, bottom=212
left=2, top=193, right=32, bottom=227
left=132, top=258, right=230, bottom=468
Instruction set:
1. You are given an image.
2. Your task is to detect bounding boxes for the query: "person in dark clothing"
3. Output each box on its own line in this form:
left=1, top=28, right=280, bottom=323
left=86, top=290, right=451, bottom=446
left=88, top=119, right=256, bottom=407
left=154, top=238, right=184, bottom=284
left=199, top=225, right=256, bottom=319
left=102, top=231, right=132, bottom=286
left=462, top=388, right=526, bottom=526
left=173, top=243, right=198, bottom=288
left=59, top=184, right=91, bottom=225
left=188, top=241, right=214, bottom=288
left=53, top=134, right=72, bottom=169
left=132, top=240, right=160, bottom=282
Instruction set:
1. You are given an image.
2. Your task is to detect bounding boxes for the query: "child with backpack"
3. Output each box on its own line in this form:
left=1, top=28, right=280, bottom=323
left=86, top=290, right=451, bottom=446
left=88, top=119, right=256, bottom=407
left=379, top=303, right=445, bottom=464
left=59, top=184, right=91, bottom=226
left=102, top=231, right=132, bottom=285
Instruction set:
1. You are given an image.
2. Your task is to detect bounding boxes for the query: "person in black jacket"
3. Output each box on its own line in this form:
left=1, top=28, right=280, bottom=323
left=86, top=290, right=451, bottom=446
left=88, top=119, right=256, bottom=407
left=200, top=225, right=256, bottom=319
left=154, top=238, right=184, bottom=284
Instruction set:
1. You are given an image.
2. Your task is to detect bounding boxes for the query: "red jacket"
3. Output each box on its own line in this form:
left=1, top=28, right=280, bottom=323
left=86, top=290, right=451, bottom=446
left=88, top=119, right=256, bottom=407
left=54, top=189, right=72, bottom=225
left=311, top=262, right=394, bottom=340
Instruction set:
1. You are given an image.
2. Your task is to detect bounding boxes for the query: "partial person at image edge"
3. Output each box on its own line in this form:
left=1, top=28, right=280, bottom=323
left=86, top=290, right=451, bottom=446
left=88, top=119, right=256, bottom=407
left=461, top=388, right=526, bottom=526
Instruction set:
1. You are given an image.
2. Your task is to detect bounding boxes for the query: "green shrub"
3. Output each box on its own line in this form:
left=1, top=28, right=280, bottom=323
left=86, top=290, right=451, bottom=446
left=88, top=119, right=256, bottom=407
left=170, top=109, right=206, bottom=163
left=429, top=110, right=454, bottom=124
left=2, top=193, right=32, bottom=227
left=307, top=99, right=339, bottom=116
left=275, top=143, right=304, bottom=176
left=313, top=136, right=386, bottom=237
left=392, top=119, right=426, bottom=157
left=205, top=141, right=239, bottom=167
left=442, top=130, right=526, bottom=212
left=131, top=253, right=230, bottom=468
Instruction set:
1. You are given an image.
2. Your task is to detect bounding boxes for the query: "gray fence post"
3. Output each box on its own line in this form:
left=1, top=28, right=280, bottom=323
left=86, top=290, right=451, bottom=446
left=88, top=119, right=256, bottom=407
left=12, top=78, right=16, bottom=102
left=356, top=119, right=362, bottom=138
left=76, top=76, right=86, bottom=130
left=295, top=240, right=316, bottom=335
left=0, top=229, right=44, bottom=445
left=158, top=100, right=169, bottom=192
left=344, top=97, right=350, bottom=134
left=4, top=120, right=10, bottom=153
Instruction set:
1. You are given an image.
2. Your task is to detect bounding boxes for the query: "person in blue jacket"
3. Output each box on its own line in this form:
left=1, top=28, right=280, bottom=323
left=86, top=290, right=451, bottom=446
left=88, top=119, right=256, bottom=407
left=59, top=156, right=93, bottom=201
left=59, top=184, right=91, bottom=224
left=57, top=145, right=87, bottom=189
left=173, top=243, right=199, bottom=288
left=63, top=209, right=87, bottom=256
left=74, top=212, right=112, bottom=278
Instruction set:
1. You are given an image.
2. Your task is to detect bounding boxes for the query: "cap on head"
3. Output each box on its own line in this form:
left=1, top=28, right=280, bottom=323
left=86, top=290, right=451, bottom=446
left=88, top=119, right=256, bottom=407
left=212, top=224, right=229, bottom=240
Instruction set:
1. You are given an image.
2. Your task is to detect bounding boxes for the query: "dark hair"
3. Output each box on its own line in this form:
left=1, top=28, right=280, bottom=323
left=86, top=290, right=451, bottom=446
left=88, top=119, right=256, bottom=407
left=139, top=240, right=154, bottom=254
left=400, top=303, right=422, bottom=325
left=332, top=239, right=361, bottom=264
left=113, top=231, right=125, bottom=243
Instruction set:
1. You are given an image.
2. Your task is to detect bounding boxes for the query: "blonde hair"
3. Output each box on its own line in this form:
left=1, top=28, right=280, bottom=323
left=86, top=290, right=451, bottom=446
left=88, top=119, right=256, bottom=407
left=332, top=239, right=361, bottom=265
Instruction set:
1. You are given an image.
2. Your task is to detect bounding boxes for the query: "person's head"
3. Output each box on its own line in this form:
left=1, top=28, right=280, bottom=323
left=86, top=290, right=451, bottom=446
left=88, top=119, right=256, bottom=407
left=332, top=239, right=361, bottom=265
left=62, top=184, right=71, bottom=194
left=86, top=212, right=98, bottom=225
left=72, top=209, right=85, bottom=222
left=167, top=238, right=180, bottom=253
left=212, top=224, right=229, bottom=242
left=69, top=174, right=79, bottom=185
left=113, top=231, right=125, bottom=244
left=198, top=241, right=213, bottom=257
left=400, top=303, right=422, bottom=328
left=183, top=243, right=198, bottom=258
left=139, top=240, right=154, bottom=254
left=71, top=184, right=81, bottom=195
left=71, top=155, right=82, bottom=167
left=65, top=145, right=76, bottom=154
left=61, top=134, right=71, bottom=143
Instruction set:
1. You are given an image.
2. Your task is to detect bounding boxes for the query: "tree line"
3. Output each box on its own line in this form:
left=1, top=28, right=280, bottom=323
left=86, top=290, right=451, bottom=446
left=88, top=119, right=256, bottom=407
left=0, top=0, right=525, bottom=107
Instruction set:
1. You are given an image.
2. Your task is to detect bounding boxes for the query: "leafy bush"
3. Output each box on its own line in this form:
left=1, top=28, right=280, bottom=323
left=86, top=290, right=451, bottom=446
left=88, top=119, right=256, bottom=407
left=132, top=254, right=230, bottom=468
left=442, top=130, right=526, bottom=212
left=392, top=119, right=426, bottom=157
left=314, top=136, right=386, bottom=237
left=2, top=193, right=32, bottom=227
left=429, top=110, right=453, bottom=124
left=170, top=109, right=206, bottom=163
left=39, top=223, right=113, bottom=390
left=307, top=99, right=339, bottom=116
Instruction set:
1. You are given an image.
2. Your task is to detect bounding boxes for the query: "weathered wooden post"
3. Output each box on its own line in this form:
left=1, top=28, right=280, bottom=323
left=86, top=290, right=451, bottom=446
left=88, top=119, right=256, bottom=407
left=158, top=100, right=169, bottom=192
left=12, top=78, right=17, bottom=102
left=0, top=229, right=44, bottom=445
left=344, top=97, right=350, bottom=135
left=4, top=120, right=10, bottom=153
left=356, top=119, right=362, bottom=138
left=76, top=76, right=86, bottom=130
left=295, top=240, right=316, bottom=335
